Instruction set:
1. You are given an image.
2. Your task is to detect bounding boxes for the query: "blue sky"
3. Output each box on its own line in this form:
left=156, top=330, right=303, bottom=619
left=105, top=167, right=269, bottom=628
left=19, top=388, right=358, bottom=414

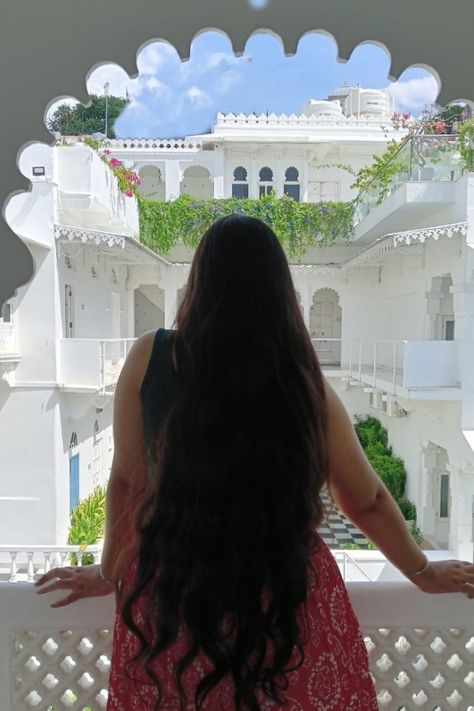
left=52, top=31, right=439, bottom=139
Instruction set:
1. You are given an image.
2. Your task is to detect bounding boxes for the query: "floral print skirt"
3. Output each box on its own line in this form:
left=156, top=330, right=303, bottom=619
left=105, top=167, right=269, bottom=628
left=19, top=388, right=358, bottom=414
left=107, top=537, right=377, bottom=710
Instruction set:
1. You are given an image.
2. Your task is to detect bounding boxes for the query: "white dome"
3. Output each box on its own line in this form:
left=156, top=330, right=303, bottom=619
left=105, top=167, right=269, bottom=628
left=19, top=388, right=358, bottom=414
left=300, top=99, right=343, bottom=117
left=346, top=88, right=390, bottom=116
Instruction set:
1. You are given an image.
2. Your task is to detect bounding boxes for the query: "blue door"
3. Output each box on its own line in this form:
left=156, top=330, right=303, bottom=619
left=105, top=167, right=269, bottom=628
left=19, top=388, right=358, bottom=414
left=69, top=454, right=79, bottom=511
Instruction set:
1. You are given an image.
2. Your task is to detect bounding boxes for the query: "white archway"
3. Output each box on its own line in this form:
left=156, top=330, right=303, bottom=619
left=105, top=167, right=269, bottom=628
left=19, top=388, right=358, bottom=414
left=426, top=274, right=455, bottom=340
left=180, top=166, right=213, bottom=199
left=310, top=288, right=342, bottom=365
left=137, top=165, right=165, bottom=201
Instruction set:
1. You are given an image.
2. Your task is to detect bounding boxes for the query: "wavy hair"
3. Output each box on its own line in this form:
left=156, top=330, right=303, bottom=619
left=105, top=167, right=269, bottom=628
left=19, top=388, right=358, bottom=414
left=122, top=215, right=328, bottom=709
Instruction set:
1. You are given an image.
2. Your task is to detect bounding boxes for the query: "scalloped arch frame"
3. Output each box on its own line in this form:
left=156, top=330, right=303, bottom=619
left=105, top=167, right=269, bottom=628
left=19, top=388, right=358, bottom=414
left=1, top=0, right=474, bottom=305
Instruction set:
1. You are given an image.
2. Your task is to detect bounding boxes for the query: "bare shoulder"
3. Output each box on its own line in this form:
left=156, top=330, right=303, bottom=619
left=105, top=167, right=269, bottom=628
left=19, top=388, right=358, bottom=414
left=120, top=330, right=157, bottom=390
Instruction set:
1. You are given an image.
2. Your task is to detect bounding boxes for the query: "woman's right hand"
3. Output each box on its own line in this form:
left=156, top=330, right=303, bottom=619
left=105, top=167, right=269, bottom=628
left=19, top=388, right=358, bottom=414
left=408, top=559, right=474, bottom=597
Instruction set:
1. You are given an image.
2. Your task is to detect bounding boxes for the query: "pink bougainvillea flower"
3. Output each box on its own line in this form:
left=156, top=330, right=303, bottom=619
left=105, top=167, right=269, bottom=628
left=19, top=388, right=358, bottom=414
left=103, top=148, right=111, bottom=155
left=109, top=157, right=122, bottom=168
left=125, top=190, right=134, bottom=197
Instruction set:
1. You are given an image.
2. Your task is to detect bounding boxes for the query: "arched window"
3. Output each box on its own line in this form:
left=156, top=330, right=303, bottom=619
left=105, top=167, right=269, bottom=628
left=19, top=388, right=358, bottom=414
left=137, top=164, right=165, bottom=201
left=284, top=166, right=300, bottom=201
left=232, top=166, right=248, bottom=198
left=180, top=165, right=213, bottom=199
left=259, top=167, right=274, bottom=197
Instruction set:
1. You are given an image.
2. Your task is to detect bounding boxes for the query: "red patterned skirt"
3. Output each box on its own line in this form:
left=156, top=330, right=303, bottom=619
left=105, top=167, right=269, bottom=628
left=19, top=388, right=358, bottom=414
left=107, top=537, right=377, bottom=710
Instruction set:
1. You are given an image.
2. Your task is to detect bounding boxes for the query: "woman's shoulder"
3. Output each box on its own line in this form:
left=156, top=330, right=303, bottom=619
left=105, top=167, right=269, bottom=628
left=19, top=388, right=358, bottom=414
left=122, top=330, right=160, bottom=391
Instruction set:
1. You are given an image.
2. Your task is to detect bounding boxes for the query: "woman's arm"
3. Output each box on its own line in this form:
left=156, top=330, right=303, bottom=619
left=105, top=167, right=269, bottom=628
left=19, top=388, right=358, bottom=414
left=36, top=331, right=155, bottom=605
left=323, top=378, right=474, bottom=596
left=100, top=331, right=155, bottom=581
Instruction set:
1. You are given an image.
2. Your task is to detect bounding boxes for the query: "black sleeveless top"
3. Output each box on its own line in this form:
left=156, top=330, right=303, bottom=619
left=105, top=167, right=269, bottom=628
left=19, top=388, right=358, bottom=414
left=140, top=328, right=178, bottom=458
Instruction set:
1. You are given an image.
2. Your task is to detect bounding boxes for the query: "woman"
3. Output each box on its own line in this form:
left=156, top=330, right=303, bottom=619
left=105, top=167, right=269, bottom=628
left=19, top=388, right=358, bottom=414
left=37, top=216, right=474, bottom=710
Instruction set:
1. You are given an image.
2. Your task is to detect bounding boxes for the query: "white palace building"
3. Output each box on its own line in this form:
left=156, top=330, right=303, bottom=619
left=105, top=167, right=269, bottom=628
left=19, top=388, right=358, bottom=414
left=2, top=83, right=474, bottom=565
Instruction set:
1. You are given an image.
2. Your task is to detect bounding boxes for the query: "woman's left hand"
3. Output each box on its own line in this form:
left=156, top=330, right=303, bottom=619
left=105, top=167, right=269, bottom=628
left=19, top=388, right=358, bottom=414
left=35, top=565, right=116, bottom=607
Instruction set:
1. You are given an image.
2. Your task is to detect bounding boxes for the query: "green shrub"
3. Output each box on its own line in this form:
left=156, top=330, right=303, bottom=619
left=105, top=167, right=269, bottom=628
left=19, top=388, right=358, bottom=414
left=368, top=453, right=407, bottom=501
left=398, top=497, right=417, bottom=521
left=68, top=487, right=106, bottom=565
left=340, top=542, right=361, bottom=550
left=365, top=440, right=392, bottom=460
left=354, top=415, right=389, bottom=449
left=409, top=522, right=424, bottom=546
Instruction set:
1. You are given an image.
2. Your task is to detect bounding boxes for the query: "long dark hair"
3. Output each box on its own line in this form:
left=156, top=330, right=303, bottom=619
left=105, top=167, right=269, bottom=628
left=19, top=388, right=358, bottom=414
left=122, top=215, right=328, bottom=709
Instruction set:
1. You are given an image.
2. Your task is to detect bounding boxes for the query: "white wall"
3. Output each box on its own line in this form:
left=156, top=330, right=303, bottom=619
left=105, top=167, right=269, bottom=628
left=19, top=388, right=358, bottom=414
left=0, top=388, right=60, bottom=545
left=58, top=246, right=132, bottom=340
left=55, top=144, right=139, bottom=236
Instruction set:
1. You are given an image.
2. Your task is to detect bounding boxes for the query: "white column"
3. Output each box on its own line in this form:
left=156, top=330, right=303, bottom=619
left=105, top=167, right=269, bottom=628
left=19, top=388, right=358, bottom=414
left=213, top=149, right=225, bottom=198
left=164, top=161, right=181, bottom=201
left=275, top=157, right=284, bottom=198
left=449, top=466, right=474, bottom=561
left=299, top=284, right=312, bottom=332
left=249, top=154, right=258, bottom=199
left=420, top=444, right=436, bottom=537
left=164, top=287, right=178, bottom=329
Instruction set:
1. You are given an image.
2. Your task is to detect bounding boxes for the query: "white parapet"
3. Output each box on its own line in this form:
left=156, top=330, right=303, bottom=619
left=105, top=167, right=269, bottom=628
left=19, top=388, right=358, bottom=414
left=1, top=576, right=473, bottom=710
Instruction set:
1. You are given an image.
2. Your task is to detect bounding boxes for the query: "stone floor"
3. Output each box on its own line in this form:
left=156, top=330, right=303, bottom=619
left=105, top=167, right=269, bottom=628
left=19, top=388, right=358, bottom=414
left=318, top=488, right=371, bottom=549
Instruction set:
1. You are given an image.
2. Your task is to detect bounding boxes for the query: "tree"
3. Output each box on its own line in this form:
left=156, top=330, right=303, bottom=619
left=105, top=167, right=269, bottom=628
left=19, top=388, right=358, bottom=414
left=47, top=94, right=129, bottom=138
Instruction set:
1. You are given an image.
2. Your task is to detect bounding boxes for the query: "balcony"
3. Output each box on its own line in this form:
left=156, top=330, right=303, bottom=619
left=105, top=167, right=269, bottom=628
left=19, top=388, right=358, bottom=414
left=1, top=554, right=473, bottom=710
left=58, top=338, right=136, bottom=394
left=56, top=143, right=139, bottom=237
left=313, top=338, right=461, bottom=400
left=353, top=135, right=463, bottom=244
left=0, top=321, right=21, bottom=365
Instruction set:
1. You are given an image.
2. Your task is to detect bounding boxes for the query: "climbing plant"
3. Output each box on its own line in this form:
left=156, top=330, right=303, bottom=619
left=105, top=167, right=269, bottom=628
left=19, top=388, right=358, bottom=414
left=138, top=193, right=354, bottom=258
left=457, top=118, right=474, bottom=172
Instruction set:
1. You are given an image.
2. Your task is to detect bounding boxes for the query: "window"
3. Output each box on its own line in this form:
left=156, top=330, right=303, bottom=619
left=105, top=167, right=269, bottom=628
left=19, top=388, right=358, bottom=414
left=439, top=473, right=450, bottom=518
left=309, top=180, right=339, bottom=203
left=444, top=318, right=455, bottom=341
left=232, top=166, right=249, bottom=199
left=284, top=166, right=300, bottom=201
left=259, top=167, right=273, bottom=197
left=0, top=302, right=11, bottom=323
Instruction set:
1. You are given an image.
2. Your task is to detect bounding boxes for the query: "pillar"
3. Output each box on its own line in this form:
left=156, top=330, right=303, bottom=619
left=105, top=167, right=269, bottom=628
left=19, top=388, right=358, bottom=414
left=164, top=161, right=181, bottom=201
left=449, top=466, right=474, bottom=561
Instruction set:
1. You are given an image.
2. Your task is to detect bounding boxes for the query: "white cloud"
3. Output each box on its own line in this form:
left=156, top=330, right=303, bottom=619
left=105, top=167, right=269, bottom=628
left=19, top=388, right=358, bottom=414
left=205, top=52, right=239, bottom=70
left=388, top=75, right=439, bottom=114
left=137, top=42, right=177, bottom=75
left=186, top=86, right=212, bottom=107
left=145, top=76, right=169, bottom=95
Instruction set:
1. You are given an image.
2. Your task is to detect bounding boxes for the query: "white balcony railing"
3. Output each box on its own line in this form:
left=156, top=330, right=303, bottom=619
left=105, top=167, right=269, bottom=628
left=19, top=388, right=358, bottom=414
left=59, top=338, right=136, bottom=393
left=0, top=545, right=102, bottom=583
left=1, top=576, right=473, bottom=710
left=312, top=338, right=461, bottom=395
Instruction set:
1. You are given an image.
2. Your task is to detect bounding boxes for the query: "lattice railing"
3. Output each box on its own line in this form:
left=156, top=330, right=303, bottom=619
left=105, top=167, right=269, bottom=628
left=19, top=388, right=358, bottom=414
left=1, top=581, right=474, bottom=710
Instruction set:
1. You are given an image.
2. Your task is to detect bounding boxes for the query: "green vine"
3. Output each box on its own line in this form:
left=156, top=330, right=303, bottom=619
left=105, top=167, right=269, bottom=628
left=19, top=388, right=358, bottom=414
left=138, top=193, right=354, bottom=258
left=457, top=118, right=474, bottom=172
left=351, top=140, right=411, bottom=205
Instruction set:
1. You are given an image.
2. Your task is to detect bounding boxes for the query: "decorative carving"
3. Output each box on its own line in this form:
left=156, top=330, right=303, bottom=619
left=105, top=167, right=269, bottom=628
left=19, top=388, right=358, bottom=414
left=54, top=225, right=126, bottom=250
left=347, top=222, right=468, bottom=268
left=108, top=139, right=202, bottom=151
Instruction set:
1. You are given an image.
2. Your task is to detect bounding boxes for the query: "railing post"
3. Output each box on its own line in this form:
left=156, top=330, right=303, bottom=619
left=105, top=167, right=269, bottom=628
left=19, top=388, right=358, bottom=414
left=9, top=553, right=17, bottom=584
left=26, top=552, right=34, bottom=583
left=373, top=341, right=377, bottom=389
left=99, top=340, right=105, bottom=393
left=393, top=342, right=397, bottom=392
left=358, top=341, right=362, bottom=380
